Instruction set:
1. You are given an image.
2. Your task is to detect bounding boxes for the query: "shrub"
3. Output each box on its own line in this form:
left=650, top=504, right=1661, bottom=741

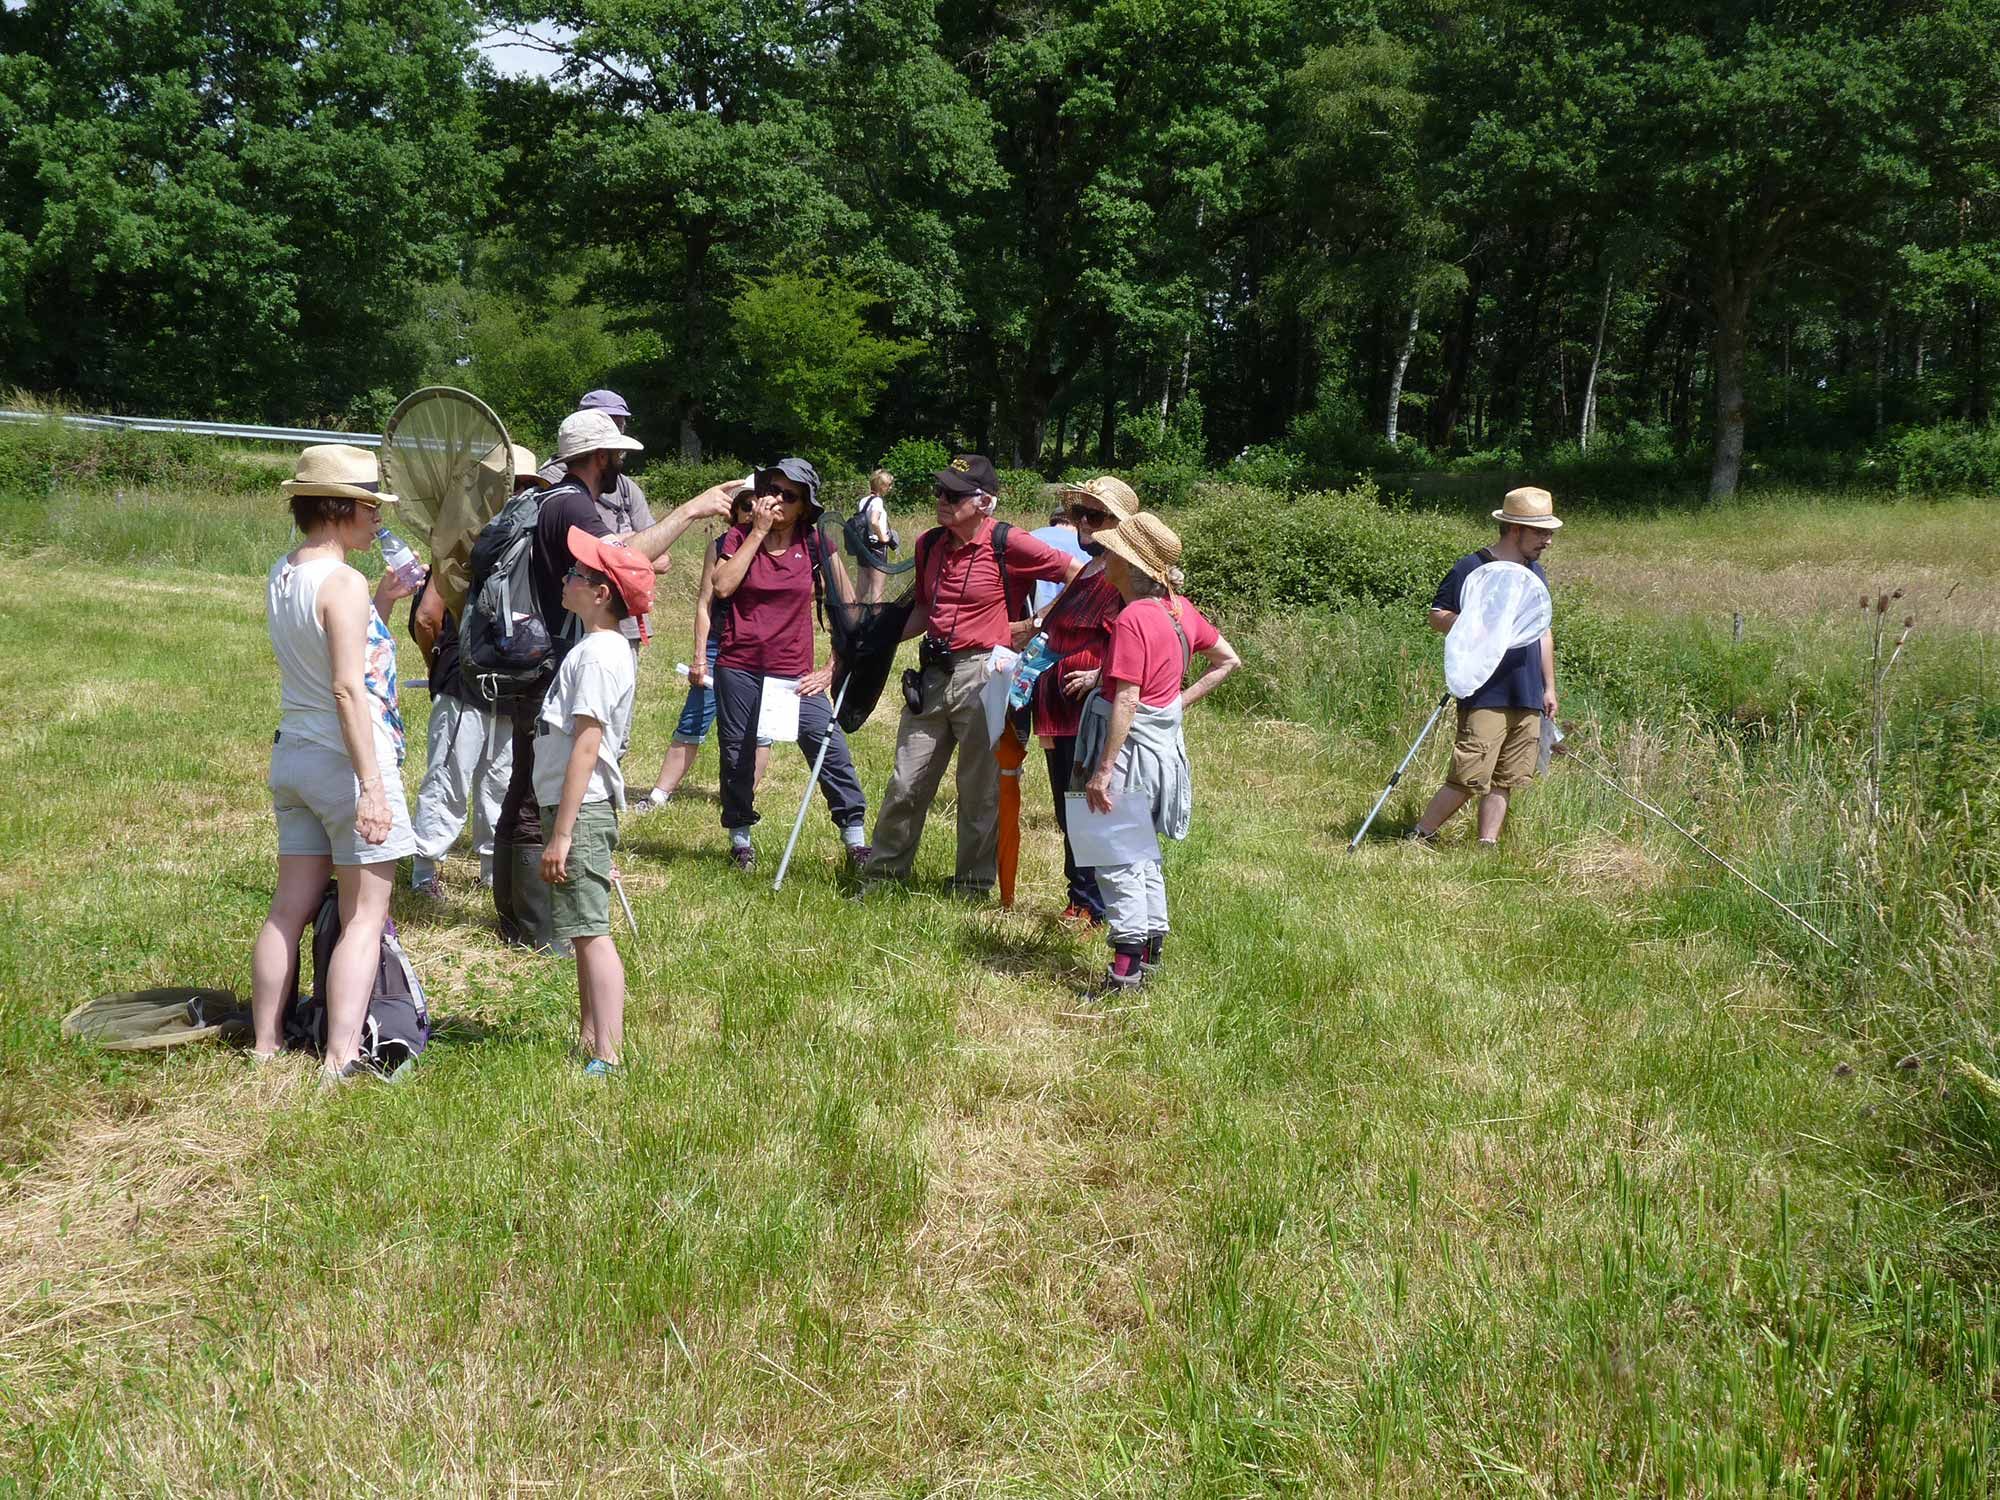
left=1120, top=394, right=1208, bottom=508
left=1221, top=443, right=1303, bottom=495
left=876, top=438, right=951, bottom=492
left=1177, top=479, right=1474, bottom=613
left=1881, top=422, right=2000, bottom=496
left=0, top=418, right=290, bottom=498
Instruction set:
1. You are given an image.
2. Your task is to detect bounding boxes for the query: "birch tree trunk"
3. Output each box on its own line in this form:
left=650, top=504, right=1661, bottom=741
left=1385, top=304, right=1419, bottom=446
left=1580, top=272, right=1612, bottom=452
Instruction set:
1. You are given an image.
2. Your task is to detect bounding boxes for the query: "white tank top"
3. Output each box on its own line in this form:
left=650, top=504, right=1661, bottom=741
left=267, top=555, right=406, bottom=764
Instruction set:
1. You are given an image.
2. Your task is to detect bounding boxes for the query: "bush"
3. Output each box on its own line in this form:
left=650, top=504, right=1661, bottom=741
left=1221, top=443, right=1303, bottom=495
left=1120, top=394, right=1208, bottom=508
left=1177, top=479, right=1474, bottom=613
left=876, top=438, right=951, bottom=492
left=1881, top=422, right=2000, bottom=496
left=0, top=417, right=291, bottom=499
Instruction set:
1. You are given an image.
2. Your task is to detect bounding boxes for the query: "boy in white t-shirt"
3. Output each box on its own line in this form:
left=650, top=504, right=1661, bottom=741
left=535, top=528, right=651, bottom=1073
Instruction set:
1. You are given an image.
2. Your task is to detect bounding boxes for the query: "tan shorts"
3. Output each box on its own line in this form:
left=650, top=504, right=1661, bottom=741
left=1447, top=706, right=1541, bottom=795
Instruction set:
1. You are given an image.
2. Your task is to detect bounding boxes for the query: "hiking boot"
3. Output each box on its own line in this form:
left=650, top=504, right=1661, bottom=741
left=844, top=843, right=873, bottom=869
left=411, top=876, right=446, bottom=904
left=1058, top=903, right=1104, bottom=930
left=1088, top=944, right=1147, bottom=1001
left=1140, top=931, right=1165, bottom=975
left=1404, top=827, right=1439, bottom=849
left=731, top=844, right=757, bottom=872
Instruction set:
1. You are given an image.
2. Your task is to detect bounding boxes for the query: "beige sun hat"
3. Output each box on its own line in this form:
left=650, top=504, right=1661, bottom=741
left=556, top=409, right=643, bottom=461
left=281, top=444, right=396, bottom=505
left=1059, top=474, right=1141, bottom=523
left=478, top=441, right=548, bottom=488
left=1096, top=510, right=1183, bottom=585
left=1492, top=485, right=1562, bottom=530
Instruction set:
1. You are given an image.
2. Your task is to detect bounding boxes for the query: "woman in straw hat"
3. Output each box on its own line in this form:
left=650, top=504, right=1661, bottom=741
left=1025, top=475, right=1141, bottom=926
left=1075, top=512, right=1240, bottom=994
left=250, top=444, right=422, bottom=1081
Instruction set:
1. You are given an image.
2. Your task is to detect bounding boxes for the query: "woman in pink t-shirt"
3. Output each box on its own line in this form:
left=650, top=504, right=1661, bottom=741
left=709, top=458, right=870, bottom=872
left=1077, top=513, right=1239, bottom=995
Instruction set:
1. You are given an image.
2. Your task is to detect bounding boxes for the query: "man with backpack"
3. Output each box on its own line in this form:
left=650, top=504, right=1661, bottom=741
left=537, top=389, right=669, bottom=646
left=862, top=454, right=1083, bottom=898
left=480, top=409, right=736, bottom=949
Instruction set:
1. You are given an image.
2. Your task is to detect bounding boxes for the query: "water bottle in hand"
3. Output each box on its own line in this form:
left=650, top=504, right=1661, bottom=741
left=1008, top=632, right=1058, bottom=709
left=376, top=526, right=428, bottom=591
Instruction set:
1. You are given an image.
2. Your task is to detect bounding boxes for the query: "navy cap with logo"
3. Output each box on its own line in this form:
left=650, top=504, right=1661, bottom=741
left=933, top=454, right=999, bottom=497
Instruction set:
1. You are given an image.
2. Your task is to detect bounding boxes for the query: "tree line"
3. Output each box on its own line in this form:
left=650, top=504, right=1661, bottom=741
left=4, top=0, right=1998, bottom=497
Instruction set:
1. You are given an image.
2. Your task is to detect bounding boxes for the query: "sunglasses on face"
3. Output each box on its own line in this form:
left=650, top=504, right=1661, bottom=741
left=1070, top=506, right=1111, bottom=526
left=755, top=483, right=806, bottom=504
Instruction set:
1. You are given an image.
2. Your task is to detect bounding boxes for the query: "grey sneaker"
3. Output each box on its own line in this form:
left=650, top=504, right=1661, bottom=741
left=731, top=844, right=756, bottom=872
left=411, top=876, right=446, bottom=903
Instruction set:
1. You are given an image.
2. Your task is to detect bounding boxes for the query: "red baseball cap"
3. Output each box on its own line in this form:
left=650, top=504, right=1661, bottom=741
left=567, top=526, right=655, bottom=642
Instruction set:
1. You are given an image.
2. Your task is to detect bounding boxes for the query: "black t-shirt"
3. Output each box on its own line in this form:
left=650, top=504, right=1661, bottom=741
left=407, top=576, right=464, bottom=700
left=530, top=480, right=612, bottom=648
left=1433, top=549, right=1549, bottom=710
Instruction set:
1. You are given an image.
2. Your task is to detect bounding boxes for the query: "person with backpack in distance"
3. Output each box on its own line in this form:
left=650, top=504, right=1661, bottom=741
left=1076, top=512, right=1239, bottom=995
left=252, top=445, right=422, bottom=1081
left=862, top=454, right=1083, bottom=898
left=478, top=409, right=737, bottom=951
left=1406, top=486, right=1561, bottom=848
left=848, top=468, right=899, bottom=602
left=536, top=530, right=651, bottom=1074
left=708, top=458, right=871, bottom=871
left=633, top=485, right=773, bottom=813
left=405, top=444, right=546, bottom=897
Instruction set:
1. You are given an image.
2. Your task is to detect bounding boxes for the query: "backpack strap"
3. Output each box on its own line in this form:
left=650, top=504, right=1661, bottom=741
left=991, top=520, right=1030, bottom=622
left=803, top=525, right=827, bottom=628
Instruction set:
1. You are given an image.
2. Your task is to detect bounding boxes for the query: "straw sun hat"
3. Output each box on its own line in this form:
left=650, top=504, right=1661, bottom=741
left=1492, top=485, right=1562, bottom=530
left=1095, top=510, right=1183, bottom=586
left=281, top=444, right=397, bottom=505
left=1059, top=474, right=1141, bottom=524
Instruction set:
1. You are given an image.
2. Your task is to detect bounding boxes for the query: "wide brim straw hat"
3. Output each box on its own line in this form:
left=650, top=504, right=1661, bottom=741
left=1492, top=485, right=1562, bottom=530
left=1095, top=510, right=1182, bottom=585
left=1059, top=474, right=1141, bottom=523
left=281, top=443, right=397, bottom=505
left=478, top=442, right=547, bottom=487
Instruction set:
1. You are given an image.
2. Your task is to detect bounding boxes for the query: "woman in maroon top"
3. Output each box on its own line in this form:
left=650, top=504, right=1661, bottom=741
left=1029, top=475, right=1141, bottom=925
left=710, top=458, right=869, bottom=872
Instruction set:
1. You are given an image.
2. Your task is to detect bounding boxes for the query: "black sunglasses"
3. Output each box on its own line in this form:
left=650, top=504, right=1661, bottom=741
left=1070, top=506, right=1112, bottom=525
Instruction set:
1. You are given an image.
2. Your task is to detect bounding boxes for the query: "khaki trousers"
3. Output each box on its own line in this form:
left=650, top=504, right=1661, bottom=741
left=868, top=652, right=999, bottom=891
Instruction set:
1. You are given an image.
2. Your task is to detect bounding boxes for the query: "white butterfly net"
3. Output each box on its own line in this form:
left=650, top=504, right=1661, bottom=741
left=1444, top=560, right=1552, bottom=698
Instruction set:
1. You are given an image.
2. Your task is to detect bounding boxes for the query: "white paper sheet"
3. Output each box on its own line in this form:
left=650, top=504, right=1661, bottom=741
left=758, top=676, right=802, bottom=742
left=1064, top=791, right=1162, bottom=867
left=980, top=646, right=1021, bottom=747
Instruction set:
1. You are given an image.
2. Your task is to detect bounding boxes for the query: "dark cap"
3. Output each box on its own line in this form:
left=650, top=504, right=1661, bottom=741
left=933, top=454, right=998, bottom=497
left=752, top=456, right=823, bottom=519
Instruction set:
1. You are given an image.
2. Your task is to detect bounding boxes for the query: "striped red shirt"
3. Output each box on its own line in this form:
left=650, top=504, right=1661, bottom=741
left=1031, top=566, right=1125, bottom=741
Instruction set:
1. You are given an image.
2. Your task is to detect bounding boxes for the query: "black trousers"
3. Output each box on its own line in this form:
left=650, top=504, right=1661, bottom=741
left=1044, top=735, right=1104, bottom=918
left=713, top=665, right=867, bottom=835
left=496, top=710, right=542, bottom=846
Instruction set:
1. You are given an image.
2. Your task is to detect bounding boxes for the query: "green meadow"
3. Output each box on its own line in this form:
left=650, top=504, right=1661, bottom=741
left=2, top=466, right=1997, bottom=1494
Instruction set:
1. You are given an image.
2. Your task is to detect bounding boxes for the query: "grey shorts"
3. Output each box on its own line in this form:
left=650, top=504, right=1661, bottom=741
left=270, top=733, right=417, bottom=866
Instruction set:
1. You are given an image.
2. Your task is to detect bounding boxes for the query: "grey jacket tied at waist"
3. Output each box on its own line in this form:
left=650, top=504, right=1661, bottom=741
left=1071, top=691, right=1193, bottom=842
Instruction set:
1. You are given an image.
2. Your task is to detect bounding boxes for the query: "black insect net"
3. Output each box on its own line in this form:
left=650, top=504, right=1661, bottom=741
left=814, top=518, right=919, bottom=734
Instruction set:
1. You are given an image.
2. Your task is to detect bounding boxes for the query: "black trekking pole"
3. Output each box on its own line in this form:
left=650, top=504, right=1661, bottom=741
left=1348, top=689, right=1452, bottom=852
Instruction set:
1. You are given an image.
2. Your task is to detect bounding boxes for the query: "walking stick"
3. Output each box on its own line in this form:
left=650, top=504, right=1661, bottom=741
left=772, top=678, right=851, bottom=893
left=1348, top=690, right=1452, bottom=851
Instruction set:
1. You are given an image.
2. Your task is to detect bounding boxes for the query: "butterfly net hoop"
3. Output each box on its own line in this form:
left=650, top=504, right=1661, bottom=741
left=380, top=386, right=515, bottom=618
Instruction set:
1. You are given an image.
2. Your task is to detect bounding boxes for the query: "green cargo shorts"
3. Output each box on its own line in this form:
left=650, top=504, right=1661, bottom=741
left=539, top=800, right=619, bottom=940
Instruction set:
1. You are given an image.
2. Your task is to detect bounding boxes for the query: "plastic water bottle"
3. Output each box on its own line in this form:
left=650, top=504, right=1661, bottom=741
left=1008, top=632, right=1059, bottom=709
left=375, top=526, right=428, bottom=591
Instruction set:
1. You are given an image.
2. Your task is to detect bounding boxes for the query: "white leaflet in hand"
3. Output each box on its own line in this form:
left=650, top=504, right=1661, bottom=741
left=758, top=676, right=802, bottom=742
left=981, top=646, right=1021, bottom=747
left=1444, top=561, right=1552, bottom=699
left=1065, top=792, right=1162, bottom=866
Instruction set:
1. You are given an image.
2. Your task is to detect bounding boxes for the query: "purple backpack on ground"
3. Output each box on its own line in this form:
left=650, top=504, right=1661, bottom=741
left=281, top=883, right=431, bottom=1073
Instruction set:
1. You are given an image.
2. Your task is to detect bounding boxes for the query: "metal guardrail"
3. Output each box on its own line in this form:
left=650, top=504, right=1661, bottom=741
left=0, top=408, right=381, bottom=447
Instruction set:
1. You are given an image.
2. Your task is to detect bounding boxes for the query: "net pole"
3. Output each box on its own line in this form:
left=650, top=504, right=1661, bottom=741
left=1349, top=690, right=1452, bottom=851
left=773, top=679, right=851, bottom=893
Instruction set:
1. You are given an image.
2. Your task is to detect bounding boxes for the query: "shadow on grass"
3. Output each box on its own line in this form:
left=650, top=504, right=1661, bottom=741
left=955, top=912, right=1094, bottom=988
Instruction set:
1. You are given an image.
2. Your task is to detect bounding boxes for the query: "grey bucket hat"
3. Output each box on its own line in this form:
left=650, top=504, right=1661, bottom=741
left=754, top=457, right=824, bottom=520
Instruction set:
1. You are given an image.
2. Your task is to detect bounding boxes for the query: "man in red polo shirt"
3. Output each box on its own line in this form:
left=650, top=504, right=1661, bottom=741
left=864, top=455, right=1083, bottom=896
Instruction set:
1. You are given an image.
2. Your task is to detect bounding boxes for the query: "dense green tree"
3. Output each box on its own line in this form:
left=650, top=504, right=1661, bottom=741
left=0, top=0, right=490, bottom=421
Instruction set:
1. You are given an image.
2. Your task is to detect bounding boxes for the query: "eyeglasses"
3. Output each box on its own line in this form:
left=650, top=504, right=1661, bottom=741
left=755, top=482, right=806, bottom=504
left=565, top=564, right=604, bottom=586
left=1070, top=507, right=1111, bottom=526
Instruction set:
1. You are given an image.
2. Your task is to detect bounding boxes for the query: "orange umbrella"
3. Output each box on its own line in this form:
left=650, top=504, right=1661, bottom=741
left=993, top=717, right=1028, bottom=908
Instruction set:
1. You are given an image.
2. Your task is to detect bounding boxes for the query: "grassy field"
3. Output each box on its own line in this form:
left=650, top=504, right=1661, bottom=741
left=2, top=477, right=1997, bottom=1494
